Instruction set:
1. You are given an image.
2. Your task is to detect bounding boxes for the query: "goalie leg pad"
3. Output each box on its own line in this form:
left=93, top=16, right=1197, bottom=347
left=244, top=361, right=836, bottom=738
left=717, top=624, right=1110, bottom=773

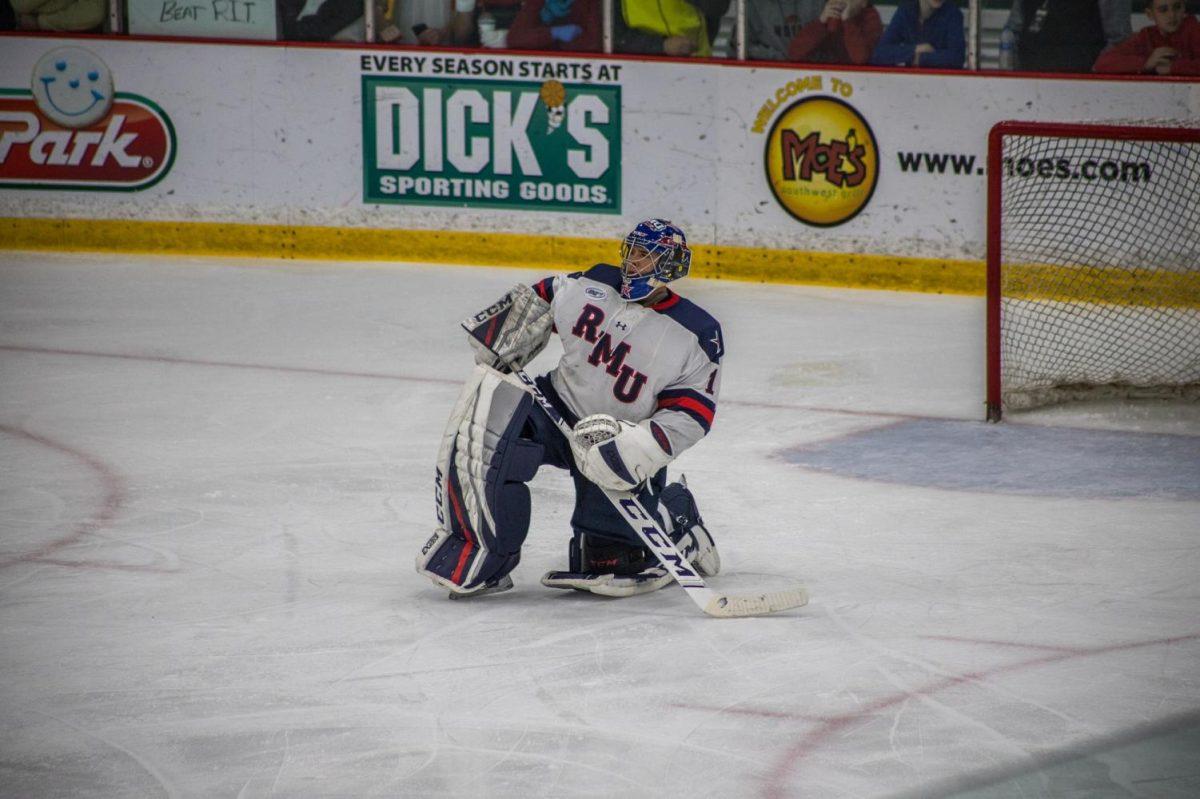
left=420, top=526, right=520, bottom=595
left=417, top=366, right=545, bottom=593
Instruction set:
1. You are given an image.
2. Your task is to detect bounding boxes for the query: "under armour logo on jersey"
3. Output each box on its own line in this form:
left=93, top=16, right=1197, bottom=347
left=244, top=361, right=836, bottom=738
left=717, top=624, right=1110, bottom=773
left=615, top=320, right=629, bottom=331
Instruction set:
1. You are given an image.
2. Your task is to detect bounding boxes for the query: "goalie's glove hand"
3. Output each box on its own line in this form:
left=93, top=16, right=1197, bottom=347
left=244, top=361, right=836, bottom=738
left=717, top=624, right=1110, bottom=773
left=462, top=284, right=552, bottom=372
left=571, top=414, right=673, bottom=492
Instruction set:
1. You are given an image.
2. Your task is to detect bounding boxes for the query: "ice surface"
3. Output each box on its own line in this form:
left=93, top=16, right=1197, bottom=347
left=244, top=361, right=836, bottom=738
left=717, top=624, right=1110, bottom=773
left=1, top=252, right=1197, bottom=798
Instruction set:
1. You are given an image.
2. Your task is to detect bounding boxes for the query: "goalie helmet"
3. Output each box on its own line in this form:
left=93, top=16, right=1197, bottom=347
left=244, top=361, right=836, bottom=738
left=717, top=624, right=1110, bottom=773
left=619, top=219, right=692, bottom=302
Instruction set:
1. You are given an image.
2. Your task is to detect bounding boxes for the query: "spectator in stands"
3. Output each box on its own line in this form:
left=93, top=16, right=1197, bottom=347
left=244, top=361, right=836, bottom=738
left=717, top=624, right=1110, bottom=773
left=280, top=0, right=367, bottom=40
left=869, top=0, right=965, bottom=66
left=342, top=0, right=474, bottom=44
left=788, top=0, right=884, bottom=63
left=507, top=0, right=602, bottom=51
left=404, top=0, right=477, bottom=45
left=699, top=0, right=732, bottom=47
left=746, top=0, right=818, bottom=59
left=11, top=0, right=102, bottom=31
left=615, top=0, right=730, bottom=56
left=1002, top=0, right=1131, bottom=71
left=474, top=0, right=523, bottom=47
left=1093, top=0, right=1200, bottom=73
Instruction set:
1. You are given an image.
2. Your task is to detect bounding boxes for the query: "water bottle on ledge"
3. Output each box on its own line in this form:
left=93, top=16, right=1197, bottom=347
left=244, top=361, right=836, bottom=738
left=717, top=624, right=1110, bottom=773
left=998, top=28, right=1016, bottom=70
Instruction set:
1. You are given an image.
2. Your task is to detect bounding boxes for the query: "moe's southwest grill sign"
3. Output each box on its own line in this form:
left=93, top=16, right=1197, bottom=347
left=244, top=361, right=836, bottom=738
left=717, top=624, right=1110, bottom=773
left=0, top=47, right=176, bottom=191
left=755, top=77, right=879, bottom=228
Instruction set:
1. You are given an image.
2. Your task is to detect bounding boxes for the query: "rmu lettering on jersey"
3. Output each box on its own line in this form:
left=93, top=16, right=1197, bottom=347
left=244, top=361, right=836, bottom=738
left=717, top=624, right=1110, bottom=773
left=571, top=303, right=649, bottom=403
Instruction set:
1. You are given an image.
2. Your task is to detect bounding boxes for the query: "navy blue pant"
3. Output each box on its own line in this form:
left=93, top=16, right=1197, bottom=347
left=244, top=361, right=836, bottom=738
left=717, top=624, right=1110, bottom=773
left=522, top=378, right=666, bottom=549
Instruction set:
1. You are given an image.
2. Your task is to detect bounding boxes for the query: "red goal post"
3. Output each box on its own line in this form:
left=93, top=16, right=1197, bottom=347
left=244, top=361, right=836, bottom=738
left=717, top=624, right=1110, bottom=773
left=985, top=120, right=1200, bottom=422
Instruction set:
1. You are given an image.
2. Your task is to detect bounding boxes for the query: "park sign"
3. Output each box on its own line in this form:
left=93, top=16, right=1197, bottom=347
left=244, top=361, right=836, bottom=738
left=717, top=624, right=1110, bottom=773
left=0, top=46, right=175, bottom=192
left=362, top=73, right=621, bottom=215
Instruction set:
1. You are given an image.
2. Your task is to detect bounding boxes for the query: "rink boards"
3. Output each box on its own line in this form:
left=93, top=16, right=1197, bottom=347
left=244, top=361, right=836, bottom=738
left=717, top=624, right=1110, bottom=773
left=0, top=35, right=1195, bottom=292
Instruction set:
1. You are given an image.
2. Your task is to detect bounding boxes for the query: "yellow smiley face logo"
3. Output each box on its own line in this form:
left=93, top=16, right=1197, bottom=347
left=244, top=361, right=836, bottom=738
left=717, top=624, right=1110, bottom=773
left=765, top=96, right=879, bottom=227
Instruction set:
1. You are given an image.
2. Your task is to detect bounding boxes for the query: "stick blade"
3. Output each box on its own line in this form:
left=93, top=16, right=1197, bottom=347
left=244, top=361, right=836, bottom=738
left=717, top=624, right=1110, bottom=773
left=702, top=585, right=809, bottom=618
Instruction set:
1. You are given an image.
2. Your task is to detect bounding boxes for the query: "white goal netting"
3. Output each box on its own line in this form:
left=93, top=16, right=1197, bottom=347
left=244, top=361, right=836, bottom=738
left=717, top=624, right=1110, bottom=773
left=988, top=120, right=1200, bottom=418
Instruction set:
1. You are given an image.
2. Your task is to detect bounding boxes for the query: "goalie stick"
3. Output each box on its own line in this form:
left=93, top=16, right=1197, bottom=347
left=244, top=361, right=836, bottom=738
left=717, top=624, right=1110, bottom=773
left=481, top=353, right=808, bottom=618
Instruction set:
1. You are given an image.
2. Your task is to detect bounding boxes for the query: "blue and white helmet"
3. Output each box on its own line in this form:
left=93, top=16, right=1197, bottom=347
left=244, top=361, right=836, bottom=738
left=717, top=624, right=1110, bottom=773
left=619, top=219, right=692, bottom=302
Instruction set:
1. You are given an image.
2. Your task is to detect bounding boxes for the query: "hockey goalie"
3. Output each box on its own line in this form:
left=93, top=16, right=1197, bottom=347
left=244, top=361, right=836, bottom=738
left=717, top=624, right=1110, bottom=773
left=416, top=219, right=724, bottom=599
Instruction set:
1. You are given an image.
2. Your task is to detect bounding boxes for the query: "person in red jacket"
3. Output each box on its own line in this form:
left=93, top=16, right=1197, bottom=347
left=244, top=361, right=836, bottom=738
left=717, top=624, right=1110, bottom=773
left=788, top=0, right=884, bottom=63
left=505, top=0, right=603, bottom=52
left=1093, top=0, right=1200, bottom=74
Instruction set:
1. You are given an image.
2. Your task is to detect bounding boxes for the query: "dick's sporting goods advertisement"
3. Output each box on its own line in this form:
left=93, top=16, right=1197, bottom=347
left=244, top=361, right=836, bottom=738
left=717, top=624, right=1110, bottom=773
left=362, top=75, right=620, bottom=214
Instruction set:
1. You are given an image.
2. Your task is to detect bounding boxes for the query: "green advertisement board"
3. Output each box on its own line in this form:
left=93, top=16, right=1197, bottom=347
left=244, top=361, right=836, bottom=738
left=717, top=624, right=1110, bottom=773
left=362, top=75, right=621, bottom=214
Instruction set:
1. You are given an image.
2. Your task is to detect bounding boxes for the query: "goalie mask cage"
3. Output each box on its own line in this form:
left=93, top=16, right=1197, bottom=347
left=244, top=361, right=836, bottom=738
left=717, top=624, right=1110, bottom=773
left=986, top=120, right=1200, bottom=422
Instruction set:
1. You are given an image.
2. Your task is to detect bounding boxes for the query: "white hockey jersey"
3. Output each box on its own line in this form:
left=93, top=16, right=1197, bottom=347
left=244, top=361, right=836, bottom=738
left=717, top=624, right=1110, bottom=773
left=532, top=264, right=723, bottom=459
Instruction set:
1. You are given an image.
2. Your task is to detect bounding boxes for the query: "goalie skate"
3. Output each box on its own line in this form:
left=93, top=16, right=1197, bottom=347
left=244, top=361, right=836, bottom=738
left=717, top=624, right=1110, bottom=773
left=542, top=567, right=672, bottom=598
left=542, top=530, right=670, bottom=597
left=447, top=574, right=514, bottom=600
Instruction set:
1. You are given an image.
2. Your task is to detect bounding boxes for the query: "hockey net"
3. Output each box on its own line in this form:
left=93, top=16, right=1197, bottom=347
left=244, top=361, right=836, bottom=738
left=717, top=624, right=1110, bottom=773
left=986, top=120, right=1200, bottom=421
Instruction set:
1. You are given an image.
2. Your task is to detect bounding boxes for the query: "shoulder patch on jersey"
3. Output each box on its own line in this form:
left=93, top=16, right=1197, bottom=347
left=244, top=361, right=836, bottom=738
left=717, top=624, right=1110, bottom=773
left=579, top=263, right=623, bottom=290
left=651, top=292, right=724, bottom=364
left=584, top=286, right=608, bottom=300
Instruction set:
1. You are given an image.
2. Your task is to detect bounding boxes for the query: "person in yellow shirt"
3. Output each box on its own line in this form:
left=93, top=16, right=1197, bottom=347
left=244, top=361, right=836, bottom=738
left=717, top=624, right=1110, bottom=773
left=615, top=0, right=730, bottom=56
left=12, top=0, right=103, bottom=31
